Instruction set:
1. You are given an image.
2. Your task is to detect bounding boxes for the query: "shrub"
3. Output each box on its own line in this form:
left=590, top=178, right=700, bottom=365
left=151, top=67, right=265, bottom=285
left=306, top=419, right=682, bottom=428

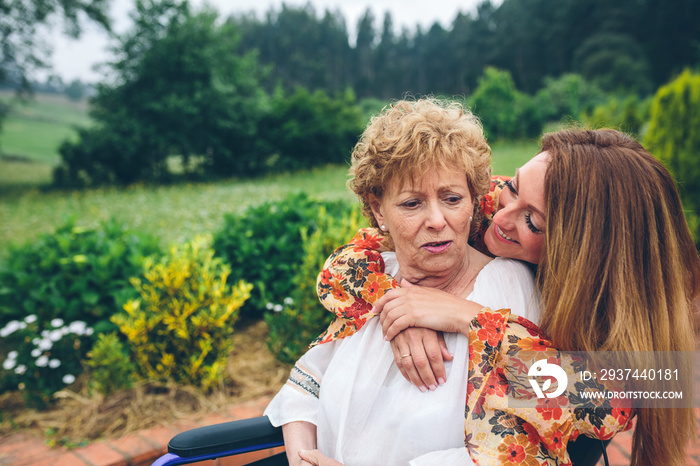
left=533, top=73, right=605, bottom=123
left=212, top=192, right=357, bottom=319
left=0, top=316, right=94, bottom=408
left=469, top=67, right=543, bottom=140
left=0, top=217, right=161, bottom=334
left=260, top=86, right=365, bottom=172
left=85, top=332, right=136, bottom=395
left=580, top=94, right=652, bottom=137
left=112, top=236, right=252, bottom=390
left=644, top=69, right=700, bottom=244
left=265, top=205, right=364, bottom=364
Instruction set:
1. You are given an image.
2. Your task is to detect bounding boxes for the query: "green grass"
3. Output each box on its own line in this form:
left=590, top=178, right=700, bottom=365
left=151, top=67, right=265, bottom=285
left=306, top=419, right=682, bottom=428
left=0, top=91, right=90, bottom=165
left=0, top=165, right=358, bottom=258
left=0, top=140, right=537, bottom=259
left=490, top=140, right=540, bottom=176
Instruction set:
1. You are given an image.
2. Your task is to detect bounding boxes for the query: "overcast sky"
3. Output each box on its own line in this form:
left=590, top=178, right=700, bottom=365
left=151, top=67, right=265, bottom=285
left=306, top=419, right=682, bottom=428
left=45, top=0, right=490, bottom=83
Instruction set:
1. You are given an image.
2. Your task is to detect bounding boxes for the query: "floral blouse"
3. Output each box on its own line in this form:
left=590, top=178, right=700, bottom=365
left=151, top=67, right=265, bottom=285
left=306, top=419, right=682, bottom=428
left=465, top=308, right=633, bottom=465
left=313, top=176, right=509, bottom=345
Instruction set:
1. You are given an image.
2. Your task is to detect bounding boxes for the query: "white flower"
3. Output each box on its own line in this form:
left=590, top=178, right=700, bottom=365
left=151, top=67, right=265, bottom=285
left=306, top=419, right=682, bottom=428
left=85, top=328, right=94, bottom=336
left=35, top=355, right=49, bottom=367
left=62, top=374, right=75, bottom=384
left=273, top=304, right=283, bottom=312
left=37, top=339, right=53, bottom=351
left=48, top=359, right=61, bottom=369
left=283, top=297, right=294, bottom=305
left=266, top=302, right=274, bottom=310
left=68, top=321, right=87, bottom=335
left=49, top=330, right=63, bottom=342
left=31, top=349, right=42, bottom=358
left=0, top=321, right=21, bottom=338
left=24, top=315, right=37, bottom=324
left=14, top=365, right=26, bottom=375
left=3, top=358, right=16, bottom=370
left=8, top=351, right=18, bottom=360
left=17, top=322, right=26, bottom=330
left=51, top=318, right=64, bottom=328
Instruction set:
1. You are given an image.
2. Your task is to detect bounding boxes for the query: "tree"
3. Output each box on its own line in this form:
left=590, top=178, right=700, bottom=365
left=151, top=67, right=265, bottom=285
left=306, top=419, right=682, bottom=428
left=469, top=67, right=534, bottom=140
left=260, top=86, right=365, bottom=171
left=0, top=0, right=111, bottom=128
left=644, top=69, right=700, bottom=243
left=55, top=0, right=269, bottom=186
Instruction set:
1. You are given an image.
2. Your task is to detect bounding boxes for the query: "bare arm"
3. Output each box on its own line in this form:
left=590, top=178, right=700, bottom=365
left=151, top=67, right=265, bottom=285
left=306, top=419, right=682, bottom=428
left=376, top=280, right=485, bottom=340
left=282, top=421, right=318, bottom=466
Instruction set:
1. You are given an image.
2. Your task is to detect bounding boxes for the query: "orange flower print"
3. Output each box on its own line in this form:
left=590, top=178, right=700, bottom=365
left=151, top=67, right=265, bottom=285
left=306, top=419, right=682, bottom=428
left=353, top=236, right=382, bottom=251
left=517, top=336, right=552, bottom=352
left=484, top=368, right=509, bottom=397
left=330, top=280, right=350, bottom=303
left=468, top=339, right=485, bottom=371
left=477, top=319, right=504, bottom=347
left=497, top=434, right=540, bottom=466
left=360, top=273, right=393, bottom=302
left=535, top=393, right=567, bottom=421
left=341, top=300, right=373, bottom=320
left=318, top=268, right=333, bottom=285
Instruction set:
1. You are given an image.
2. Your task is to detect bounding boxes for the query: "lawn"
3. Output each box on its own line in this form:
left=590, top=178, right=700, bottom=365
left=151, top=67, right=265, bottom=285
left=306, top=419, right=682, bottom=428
left=0, top=90, right=539, bottom=257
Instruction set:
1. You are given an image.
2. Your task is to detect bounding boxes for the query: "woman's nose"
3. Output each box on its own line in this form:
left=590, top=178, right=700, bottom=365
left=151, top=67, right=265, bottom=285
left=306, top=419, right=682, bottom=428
left=425, top=203, right=447, bottom=231
left=492, top=203, right=516, bottom=229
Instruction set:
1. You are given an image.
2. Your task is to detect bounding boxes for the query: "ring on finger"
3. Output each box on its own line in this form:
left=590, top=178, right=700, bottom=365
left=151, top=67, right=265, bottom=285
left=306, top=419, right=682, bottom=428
left=401, top=353, right=411, bottom=358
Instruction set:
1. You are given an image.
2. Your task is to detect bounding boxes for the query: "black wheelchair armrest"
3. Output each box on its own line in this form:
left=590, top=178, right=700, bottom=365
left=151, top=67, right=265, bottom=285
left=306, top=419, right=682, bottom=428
left=168, top=415, right=284, bottom=458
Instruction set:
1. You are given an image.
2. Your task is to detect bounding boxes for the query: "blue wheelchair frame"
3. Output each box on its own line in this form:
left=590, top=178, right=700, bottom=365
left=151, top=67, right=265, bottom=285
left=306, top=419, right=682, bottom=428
left=151, top=415, right=608, bottom=466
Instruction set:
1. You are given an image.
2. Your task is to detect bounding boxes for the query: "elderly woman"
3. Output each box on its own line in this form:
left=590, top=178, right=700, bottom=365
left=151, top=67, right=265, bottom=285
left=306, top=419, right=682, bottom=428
left=314, top=129, right=700, bottom=465
left=264, top=99, right=539, bottom=465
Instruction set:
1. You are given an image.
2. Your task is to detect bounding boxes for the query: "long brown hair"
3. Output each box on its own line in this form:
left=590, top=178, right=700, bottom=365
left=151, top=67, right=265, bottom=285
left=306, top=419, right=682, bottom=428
left=536, top=129, right=699, bottom=465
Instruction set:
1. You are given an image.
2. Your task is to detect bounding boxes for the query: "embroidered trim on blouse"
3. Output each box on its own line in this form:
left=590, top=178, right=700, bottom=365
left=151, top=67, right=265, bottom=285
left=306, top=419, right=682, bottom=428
left=287, top=364, right=321, bottom=398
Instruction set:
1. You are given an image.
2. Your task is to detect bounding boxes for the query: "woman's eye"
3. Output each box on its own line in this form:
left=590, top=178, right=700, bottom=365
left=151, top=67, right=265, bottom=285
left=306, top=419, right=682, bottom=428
left=445, top=195, right=462, bottom=204
left=401, top=200, right=421, bottom=209
left=524, top=212, right=543, bottom=234
left=504, top=179, right=517, bottom=194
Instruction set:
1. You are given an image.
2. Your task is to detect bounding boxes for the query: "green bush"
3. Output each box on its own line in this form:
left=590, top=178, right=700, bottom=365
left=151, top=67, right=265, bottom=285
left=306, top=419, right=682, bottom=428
left=260, top=86, right=365, bottom=172
left=469, top=67, right=543, bottom=140
left=533, top=73, right=605, bottom=123
left=112, top=236, right=252, bottom=390
left=265, top=205, right=363, bottom=364
left=0, top=316, right=94, bottom=407
left=85, top=332, right=136, bottom=395
left=212, top=192, right=357, bottom=319
left=580, top=94, right=652, bottom=137
left=0, top=217, right=161, bottom=333
left=644, top=69, right=700, bottom=243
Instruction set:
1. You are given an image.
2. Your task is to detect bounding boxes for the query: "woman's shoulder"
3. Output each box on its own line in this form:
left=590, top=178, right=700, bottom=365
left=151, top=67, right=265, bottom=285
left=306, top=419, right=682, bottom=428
left=473, top=258, right=539, bottom=321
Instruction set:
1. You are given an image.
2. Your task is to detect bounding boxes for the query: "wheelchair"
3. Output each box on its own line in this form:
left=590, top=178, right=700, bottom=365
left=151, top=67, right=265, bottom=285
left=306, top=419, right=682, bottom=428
left=151, top=415, right=610, bottom=466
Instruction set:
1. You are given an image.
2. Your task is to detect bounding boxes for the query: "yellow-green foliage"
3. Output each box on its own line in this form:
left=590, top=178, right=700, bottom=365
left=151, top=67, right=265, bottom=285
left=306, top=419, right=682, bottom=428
left=112, top=236, right=252, bottom=390
left=86, top=332, right=136, bottom=395
left=644, top=69, right=700, bottom=243
left=265, top=205, right=364, bottom=363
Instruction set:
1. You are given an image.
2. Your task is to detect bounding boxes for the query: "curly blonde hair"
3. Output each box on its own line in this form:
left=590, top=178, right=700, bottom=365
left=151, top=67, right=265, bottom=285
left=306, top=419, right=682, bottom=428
left=348, top=98, right=492, bottom=228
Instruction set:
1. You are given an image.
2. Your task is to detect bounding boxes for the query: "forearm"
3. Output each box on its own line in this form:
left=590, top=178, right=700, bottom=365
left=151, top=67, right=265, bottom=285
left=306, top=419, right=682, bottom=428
left=282, top=421, right=317, bottom=464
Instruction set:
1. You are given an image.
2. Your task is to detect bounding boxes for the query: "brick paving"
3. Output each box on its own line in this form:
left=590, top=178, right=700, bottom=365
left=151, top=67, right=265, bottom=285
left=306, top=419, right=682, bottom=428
left=0, top=394, right=698, bottom=465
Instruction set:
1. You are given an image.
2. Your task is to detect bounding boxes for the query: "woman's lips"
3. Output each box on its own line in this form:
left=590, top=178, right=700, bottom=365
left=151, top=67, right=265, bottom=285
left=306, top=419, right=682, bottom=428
left=494, top=225, right=517, bottom=244
left=422, top=240, right=452, bottom=253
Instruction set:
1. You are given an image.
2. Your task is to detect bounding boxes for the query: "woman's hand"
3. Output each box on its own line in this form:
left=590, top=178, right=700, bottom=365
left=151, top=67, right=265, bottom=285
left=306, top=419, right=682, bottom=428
left=298, top=449, right=344, bottom=466
left=389, top=327, right=453, bottom=391
left=376, top=279, right=484, bottom=341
